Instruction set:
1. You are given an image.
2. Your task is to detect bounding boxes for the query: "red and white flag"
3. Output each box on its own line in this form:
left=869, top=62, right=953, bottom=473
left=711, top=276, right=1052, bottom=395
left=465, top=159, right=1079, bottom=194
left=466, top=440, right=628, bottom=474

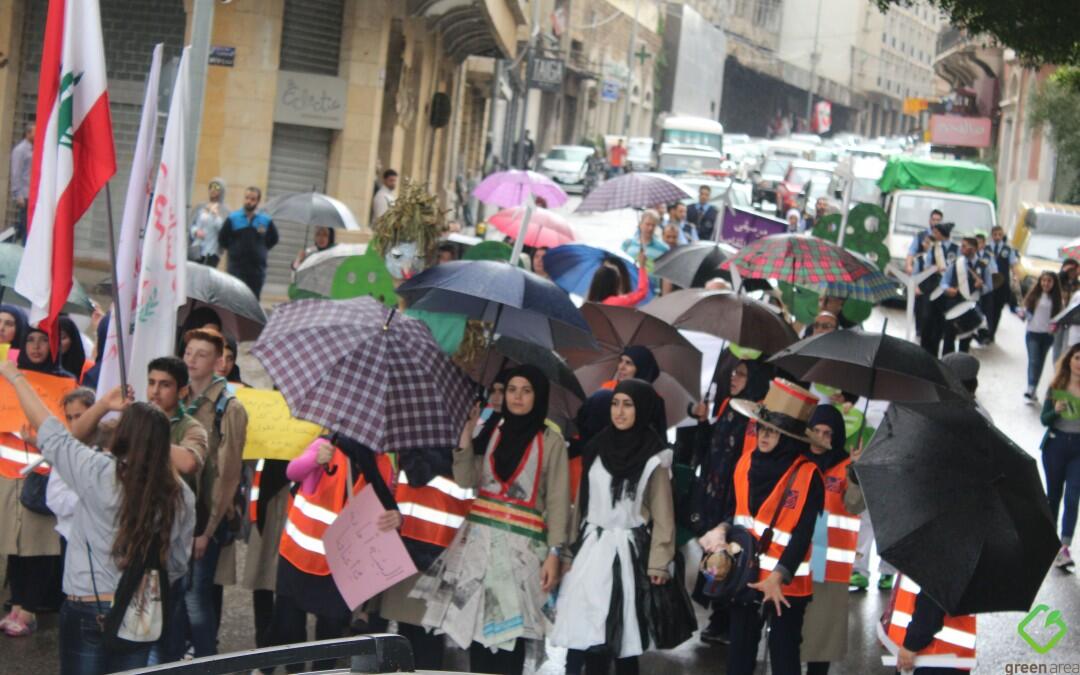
left=95, top=44, right=163, bottom=398
left=15, top=0, right=115, bottom=348
left=128, top=47, right=189, bottom=401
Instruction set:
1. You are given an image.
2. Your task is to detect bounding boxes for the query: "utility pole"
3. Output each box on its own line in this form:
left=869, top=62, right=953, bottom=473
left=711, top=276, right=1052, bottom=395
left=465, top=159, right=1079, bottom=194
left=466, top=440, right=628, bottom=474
left=622, top=0, right=641, bottom=137
left=805, top=0, right=824, bottom=127
left=186, top=0, right=215, bottom=202
left=516, top=0, right=543, bottom=169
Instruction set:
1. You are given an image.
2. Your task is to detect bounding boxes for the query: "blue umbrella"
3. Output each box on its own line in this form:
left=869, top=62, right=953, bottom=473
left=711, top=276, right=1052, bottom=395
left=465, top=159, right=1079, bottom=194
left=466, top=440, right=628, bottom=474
left=543, top=244, right=653, bottom=303
left=396, top=260, right=596, bottom=351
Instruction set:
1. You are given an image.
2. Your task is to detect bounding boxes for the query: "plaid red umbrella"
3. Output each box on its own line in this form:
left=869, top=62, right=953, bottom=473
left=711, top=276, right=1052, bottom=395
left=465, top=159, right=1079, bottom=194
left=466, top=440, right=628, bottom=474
left=1060, top=237, right=1080, bottom=261
left=720, top=233, right=877, bottom=285
left=251, top=296, right=474, bottom=453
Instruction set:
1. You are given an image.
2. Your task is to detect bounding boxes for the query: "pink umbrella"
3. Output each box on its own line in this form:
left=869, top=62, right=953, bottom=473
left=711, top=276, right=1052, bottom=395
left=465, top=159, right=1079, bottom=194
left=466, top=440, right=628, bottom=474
left=489, top=207, right=576, bottom=247
left=472, top=170, right=569, bottom=209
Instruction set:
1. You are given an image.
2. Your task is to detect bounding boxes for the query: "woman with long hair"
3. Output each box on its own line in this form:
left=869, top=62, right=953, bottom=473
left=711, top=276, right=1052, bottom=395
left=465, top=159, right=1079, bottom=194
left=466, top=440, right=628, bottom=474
left=0, top=364, right=194, bottom=673
left=586, top=252, right=650, bottom=307
left=1021, top=271, right=1063, bottom=401
left=1041, top=342, right=1080, bottom=570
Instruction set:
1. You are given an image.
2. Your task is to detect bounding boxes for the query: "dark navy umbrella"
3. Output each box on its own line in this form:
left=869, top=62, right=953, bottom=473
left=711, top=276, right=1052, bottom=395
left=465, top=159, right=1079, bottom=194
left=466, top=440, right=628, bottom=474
left=543, top=243, right=651, bottom=302
left=396, top=260, right=596, bottom=350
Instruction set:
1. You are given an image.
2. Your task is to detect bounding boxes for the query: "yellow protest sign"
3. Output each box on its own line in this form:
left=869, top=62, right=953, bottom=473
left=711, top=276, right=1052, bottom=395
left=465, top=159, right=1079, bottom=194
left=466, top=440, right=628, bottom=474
left=235, top=388, right=323, bottom=461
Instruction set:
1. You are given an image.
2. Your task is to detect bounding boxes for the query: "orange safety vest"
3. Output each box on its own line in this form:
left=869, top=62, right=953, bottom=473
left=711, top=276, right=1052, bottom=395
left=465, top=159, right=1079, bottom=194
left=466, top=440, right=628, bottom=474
left=732, top=453, right=818, bottom=597
left=279, top=448, right=395, bottom=576
left=0, top=432, right=49, bottom=481
left=248, top=458, right=264, bottom=523
left=396, top=469, right=475, bottom=548
left=881, top=575, right=977, bottom=668
left=822, top=458, right=859, bottom=583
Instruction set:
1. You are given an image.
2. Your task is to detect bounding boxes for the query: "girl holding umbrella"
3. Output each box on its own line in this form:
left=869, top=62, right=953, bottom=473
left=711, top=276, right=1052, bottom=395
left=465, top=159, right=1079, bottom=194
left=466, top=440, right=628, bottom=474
left=698, top=379, right=824, bottom=675
left=412, top=365, right=570, bottom=675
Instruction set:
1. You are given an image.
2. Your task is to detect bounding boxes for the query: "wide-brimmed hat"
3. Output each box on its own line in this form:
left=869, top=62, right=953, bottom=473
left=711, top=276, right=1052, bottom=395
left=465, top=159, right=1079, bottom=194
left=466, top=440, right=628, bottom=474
left=731, top=378, right=817, bottom=442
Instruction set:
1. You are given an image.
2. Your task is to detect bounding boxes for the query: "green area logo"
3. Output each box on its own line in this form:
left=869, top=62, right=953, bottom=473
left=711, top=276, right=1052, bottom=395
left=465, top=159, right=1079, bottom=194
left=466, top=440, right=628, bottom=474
left=1018, top=604, right=1068, bottom=654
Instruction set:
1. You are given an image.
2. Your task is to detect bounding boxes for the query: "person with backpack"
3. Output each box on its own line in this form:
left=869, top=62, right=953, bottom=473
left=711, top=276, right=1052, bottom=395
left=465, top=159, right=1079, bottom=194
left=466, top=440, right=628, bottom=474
left=0, top=360, right=196, bottom=674
left=176, top=328, right=248, bottom=657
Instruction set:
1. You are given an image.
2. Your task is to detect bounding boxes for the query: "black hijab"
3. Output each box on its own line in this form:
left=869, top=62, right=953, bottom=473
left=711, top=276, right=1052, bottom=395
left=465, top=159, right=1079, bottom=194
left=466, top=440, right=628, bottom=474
left=804, top=404, right=848, bottom=472
left=585, top=378, right=666, bottom=505
left=17, top=326, right=73, bottom=378
left=57, top=315, right=87, bottom=380
left=473, top=368, right=514, bottom=458
left=747, top=432, right=808, bottom=516
left=569, top=388, right=615, bottom=459
left=622, top=345, right=659, bottom=383
left=491, top=364, right=550, bottom=483
left=0, top=304, right=29, bottom=347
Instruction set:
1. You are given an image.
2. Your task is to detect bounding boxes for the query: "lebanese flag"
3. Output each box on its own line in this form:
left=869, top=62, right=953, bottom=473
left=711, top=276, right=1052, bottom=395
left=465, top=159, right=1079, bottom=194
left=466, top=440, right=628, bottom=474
left=15, top=0, right=115, bottom=350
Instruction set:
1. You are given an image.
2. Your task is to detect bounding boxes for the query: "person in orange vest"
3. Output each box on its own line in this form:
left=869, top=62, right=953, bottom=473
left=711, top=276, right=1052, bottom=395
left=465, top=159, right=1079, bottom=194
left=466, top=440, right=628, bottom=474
left=698, top=378, right=824, bottom=675
left=411, top=364, right=570, bottom=675
left=270, top=433, right=398, bottom=669
left=879, top=574, right=977, bottom=673
left=801, top=405, right=860, bottom=674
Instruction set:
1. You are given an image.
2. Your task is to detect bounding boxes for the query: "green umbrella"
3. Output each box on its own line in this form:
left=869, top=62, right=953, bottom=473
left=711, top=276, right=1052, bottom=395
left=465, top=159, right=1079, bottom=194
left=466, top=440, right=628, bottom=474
left=0, top=243, right=95, bottom=315
left=463, top=240, right=526, bottom=267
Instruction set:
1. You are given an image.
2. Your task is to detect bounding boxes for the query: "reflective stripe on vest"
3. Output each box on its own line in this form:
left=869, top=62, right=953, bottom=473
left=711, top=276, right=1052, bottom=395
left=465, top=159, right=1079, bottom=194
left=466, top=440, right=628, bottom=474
left=884, top=575, right=977, bottom=661
left=823, top=459, right=859, bottom=583
left=248, top=459, right=265, bottom=523
left=0, top=432, right=48, bottom=480
left=733, top=453, right=818, bottom=597
left=395, top=469, right=474, bottom=549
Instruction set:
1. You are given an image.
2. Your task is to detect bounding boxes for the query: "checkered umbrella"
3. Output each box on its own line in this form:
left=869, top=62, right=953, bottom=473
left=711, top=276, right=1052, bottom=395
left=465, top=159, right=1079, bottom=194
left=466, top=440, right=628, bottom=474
left=720, top=234, right=877, bottom=285
left=1061, top=237, right=1080, bottom=261
left=251, top=296, right=474, bottom=453
left=574, top=172, right=693, bottom=213
left=804, top=260, right=900, bottom=304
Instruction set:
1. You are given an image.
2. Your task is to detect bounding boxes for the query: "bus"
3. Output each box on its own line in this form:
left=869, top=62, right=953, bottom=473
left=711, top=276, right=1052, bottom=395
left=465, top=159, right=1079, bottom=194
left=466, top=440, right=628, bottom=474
left=656, top=115, right=725, bottom=175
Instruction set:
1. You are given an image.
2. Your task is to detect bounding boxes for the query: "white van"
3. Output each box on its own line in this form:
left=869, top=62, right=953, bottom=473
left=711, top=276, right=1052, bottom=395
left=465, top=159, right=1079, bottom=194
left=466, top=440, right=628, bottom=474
left=885, top=190, right=997, bottom=263
left=656, top=115, right=725, bottom=175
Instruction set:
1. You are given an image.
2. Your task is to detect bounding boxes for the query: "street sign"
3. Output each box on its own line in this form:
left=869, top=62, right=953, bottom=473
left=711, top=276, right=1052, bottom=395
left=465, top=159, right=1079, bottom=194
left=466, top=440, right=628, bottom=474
left=209, top=45, right=235, bottom=67
left=929, top=114, right=992, bottom=148
left=528, top=56, right=565, bottom=93
left=903, top=97, right=929, bottom=115
left=601, top=80, right=620, bottom=103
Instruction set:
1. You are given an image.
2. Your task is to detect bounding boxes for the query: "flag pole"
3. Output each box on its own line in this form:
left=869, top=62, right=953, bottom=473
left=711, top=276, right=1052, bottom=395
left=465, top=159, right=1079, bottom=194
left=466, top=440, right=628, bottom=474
left=103, top=182, right=128, bottom=392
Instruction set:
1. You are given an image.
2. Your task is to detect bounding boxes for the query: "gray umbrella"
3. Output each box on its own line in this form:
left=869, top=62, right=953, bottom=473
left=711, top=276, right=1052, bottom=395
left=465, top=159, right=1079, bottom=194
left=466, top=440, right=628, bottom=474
left=575, top=172, right=693, bottom=213
left=180, top=262, right=267, bottom=341
left=265, top=191, right=361, bottom=230
left=292, top=244, right=369, bottom=298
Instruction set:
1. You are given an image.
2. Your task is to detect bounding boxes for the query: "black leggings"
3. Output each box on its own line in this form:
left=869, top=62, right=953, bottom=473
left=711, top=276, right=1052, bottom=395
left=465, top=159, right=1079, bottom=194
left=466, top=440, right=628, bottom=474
left=253, top=589, right=274, bottom=648
left=397, top=622, right=445, bottom=671
left=469, top=639, right=526, bottom=675
left=7, top=554, right=62, bottom=611
left=806, top=662, right=830, bottom=675
left=269, top=592, right=350, bottom=673
left=581, top=651, right=639, bottom=675
left=727, top=596, right=810, bottom=675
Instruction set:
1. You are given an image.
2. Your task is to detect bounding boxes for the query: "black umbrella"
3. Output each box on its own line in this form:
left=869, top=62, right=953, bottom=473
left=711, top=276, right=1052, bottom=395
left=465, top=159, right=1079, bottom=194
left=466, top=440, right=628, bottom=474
left=1051, top=302, right=1080, bottom=327
left=641, top=289, right=799, bottom=356
left=180, top=262, right=268, bottom=341
left=652, top=241, right=738, bottom=288
left=768, top=328, right=969, bottom=401
left=396, top=260, right=595, bottom=350
left=854, top=401, right=1059, bottom=614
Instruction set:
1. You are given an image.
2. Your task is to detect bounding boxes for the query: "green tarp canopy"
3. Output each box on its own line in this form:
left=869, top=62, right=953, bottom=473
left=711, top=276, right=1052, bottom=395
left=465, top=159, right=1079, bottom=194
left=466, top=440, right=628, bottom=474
left=877, top=155, right=996, bottom=205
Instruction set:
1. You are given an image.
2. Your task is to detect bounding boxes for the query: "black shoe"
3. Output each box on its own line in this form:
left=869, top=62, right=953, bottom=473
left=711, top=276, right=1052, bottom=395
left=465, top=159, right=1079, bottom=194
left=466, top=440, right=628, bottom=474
left=700, top=626, right=730, bottom=645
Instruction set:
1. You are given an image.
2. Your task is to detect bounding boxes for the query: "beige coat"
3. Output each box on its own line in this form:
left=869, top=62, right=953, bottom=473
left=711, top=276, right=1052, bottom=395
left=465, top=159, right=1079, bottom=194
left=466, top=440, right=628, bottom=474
left=241, top=484, right=289, bottom=591
left=0, top=476, right=62, bottom=556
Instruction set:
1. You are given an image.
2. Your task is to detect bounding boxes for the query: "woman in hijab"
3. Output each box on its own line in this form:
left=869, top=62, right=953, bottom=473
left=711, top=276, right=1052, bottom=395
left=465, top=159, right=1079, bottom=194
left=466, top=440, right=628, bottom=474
left=292, top=226, right=337, bottom=271
left=413, top=364, right=570, bottom=675
left=57, top=315, right=90, bottom=383
left=0, top=325, right=71, bottom=636
left=801, top=405, right=859, bottom=675
left=0, top=304, right=28, bottom=351
left=552, top=379, right=675, bottom=675
left=689, top=358, right=773, bottom=643
left=785, top=208, right=804, bottom=233
left=190, top=177, right=229, bottom=267
left=699, top=378, right=824, bottom=675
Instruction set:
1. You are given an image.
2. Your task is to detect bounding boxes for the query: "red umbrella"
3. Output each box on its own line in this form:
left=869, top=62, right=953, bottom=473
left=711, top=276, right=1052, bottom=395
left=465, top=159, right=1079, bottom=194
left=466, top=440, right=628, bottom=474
left=489, top=207, right=576, bottom=248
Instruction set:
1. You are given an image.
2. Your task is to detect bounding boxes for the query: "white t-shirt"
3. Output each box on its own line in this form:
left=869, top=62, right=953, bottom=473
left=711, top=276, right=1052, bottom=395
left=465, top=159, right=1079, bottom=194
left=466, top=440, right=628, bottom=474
left=1027, top=294, right=1054, bottom=334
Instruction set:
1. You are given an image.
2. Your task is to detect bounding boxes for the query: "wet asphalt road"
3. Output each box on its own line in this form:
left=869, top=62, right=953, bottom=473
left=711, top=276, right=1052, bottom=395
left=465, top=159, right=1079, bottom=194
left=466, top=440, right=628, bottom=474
left=5, top=203, right=1080, bottom=673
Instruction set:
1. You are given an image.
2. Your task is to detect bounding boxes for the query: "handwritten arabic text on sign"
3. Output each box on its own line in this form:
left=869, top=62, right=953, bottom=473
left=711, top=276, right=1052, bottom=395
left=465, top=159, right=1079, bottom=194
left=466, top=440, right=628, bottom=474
left=235, top=388, right=324, bottom=461
left=324, top=485, right=418, bottom=610
left=274, top=70, right=347, bottom=130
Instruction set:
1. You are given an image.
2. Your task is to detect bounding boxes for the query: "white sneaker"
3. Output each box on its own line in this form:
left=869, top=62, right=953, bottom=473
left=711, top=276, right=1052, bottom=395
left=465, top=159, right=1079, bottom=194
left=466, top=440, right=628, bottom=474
left=1054, top=545, right=1075, bottom=570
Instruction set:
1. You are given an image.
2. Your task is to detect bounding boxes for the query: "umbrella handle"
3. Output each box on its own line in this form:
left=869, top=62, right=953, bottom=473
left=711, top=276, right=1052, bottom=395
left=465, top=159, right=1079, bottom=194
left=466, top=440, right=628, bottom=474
left=853, top=318, right=889, bottom=448
left=383, top=307, right=397, bottom=330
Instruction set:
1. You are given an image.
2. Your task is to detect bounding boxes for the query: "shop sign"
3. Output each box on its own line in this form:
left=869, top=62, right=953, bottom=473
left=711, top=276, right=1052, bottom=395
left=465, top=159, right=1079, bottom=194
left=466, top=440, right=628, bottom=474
left=274, top=70, right=347, bottom=130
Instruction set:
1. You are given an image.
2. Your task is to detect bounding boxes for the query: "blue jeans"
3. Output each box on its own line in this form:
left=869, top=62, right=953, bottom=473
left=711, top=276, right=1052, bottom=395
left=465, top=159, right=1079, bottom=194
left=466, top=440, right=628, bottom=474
left=147, top=577, right=188, bottom=665
left=152, top=524, right=224, bottom=661
left=1027, top=331, right=1055, bottom=390
left=59, top=599, right=151, bottom=675
left=1043, top=430, right=1080, bottom=541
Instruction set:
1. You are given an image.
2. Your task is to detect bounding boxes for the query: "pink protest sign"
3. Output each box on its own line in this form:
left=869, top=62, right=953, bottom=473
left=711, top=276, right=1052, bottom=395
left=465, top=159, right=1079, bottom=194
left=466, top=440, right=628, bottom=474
left=324, top=484, right=418, bottom=610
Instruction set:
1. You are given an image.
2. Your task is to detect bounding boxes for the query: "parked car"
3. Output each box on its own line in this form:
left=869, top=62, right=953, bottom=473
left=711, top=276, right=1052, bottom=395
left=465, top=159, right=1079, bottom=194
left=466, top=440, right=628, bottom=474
left=537, top=145, right=596, bottom=193
left=775, top=160, right=835, bottom=212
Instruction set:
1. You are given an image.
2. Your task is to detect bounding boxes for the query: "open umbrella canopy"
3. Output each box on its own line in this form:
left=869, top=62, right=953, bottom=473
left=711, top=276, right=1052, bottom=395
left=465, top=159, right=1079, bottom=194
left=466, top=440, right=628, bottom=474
left=180, top=261, right=268, bottom=341
left=768, top=328, right=969, bottom=401
left=854, top=401, right=1059, bottom=614
left=575, top=172, right=693, bottom=213
left=489, top=207, right=576, bottom=248
left=652, top=241, right=738, bottom=289
left=641, top=289, right=798, bottom=356
left=801, top=251, right=899, bottom=303
left=561, top=303, right=702, bottom=427
left=721, top=233, right=877, bottom=285
left=472, top=170, right=569, bottom=208
left=291, top=244, right=369, bottom=298
left=252, top=296, right=474, bottom=452
left=396, top=260, right=595, bottom=350
left=542, top=244, right=647, bottom=300
left=264, top=191, right=361, bottom=230
left=1, top=243, right=94, bottom=316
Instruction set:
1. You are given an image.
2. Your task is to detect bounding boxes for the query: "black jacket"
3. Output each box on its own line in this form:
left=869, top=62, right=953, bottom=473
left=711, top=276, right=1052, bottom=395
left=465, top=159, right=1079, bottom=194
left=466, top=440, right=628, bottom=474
left=218, top=210, right=279, bottom=275
left=687, top=202, right=718, bottom=240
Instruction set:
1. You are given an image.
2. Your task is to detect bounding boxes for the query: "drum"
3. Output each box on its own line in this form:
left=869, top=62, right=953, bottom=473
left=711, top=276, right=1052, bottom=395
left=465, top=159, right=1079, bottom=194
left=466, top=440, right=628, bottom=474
left=945, top=300, right=985, bottom=339
left=919, top=272, right=942, bottom=298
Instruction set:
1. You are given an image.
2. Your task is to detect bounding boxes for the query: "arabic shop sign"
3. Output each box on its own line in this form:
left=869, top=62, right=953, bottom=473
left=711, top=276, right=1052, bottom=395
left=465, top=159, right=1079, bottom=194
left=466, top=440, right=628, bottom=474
left=528, top=57, right=565, bottom=93
left=274, top=70, right=347, bottom=130
left=721, top=206, right=789, bottom=247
